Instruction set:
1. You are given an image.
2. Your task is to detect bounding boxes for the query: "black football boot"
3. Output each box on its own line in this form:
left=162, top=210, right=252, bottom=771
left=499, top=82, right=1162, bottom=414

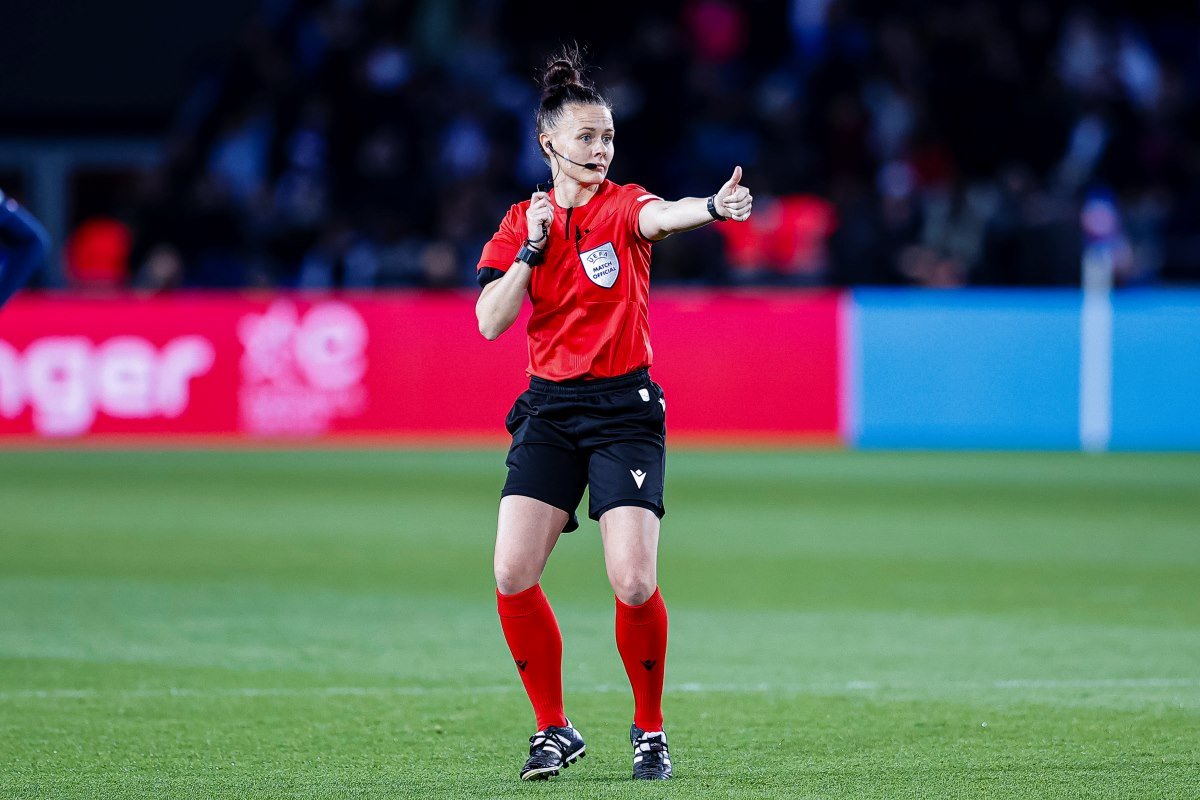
left=519, top=721, right=587, bottom=781
left=630, top=724, right=672, bottom=780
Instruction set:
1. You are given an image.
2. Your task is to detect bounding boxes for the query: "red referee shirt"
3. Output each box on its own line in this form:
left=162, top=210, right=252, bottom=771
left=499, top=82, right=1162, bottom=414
left=477, top=180, right=663, bottom=381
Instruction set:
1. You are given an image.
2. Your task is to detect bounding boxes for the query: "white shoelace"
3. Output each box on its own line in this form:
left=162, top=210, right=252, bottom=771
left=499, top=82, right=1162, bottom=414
left=530, top=730, right=571, bottom=756
left=633, top=731, right=670, bottom=765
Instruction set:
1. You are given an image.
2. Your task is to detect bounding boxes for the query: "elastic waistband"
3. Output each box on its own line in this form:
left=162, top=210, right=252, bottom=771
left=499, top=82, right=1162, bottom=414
left=529, top=368, right=649, bottom=397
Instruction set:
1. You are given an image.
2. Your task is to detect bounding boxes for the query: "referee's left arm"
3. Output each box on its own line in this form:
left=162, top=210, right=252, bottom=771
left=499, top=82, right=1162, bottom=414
left=0, top=190, right=51, bottom=307
left=639, top=166, right=753, bottom=241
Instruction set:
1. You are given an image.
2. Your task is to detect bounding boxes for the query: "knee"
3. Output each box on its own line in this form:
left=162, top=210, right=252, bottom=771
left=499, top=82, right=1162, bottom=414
left=494, top=561, right=539, bottom=596
left=608, top=568, right=656, bottom=606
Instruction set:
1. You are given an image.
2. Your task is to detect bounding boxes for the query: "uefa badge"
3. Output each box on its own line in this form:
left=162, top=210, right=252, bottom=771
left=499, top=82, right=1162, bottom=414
left=580, top=241, right=620, bottom=288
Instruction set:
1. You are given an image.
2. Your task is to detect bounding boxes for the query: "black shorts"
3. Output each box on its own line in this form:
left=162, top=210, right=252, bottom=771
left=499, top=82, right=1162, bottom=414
left=501, top=368, right=667, bottom=533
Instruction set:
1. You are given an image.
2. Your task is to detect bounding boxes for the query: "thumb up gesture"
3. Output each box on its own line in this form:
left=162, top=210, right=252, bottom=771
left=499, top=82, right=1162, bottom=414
left=713, top=166, right=753, bottom=222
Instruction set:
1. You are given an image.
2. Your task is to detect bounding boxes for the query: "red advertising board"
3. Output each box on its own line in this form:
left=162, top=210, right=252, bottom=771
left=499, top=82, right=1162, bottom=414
left=0, top=291, right=841, bottom=445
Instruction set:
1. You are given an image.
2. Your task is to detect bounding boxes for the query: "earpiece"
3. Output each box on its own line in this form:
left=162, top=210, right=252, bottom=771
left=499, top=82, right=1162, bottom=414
left=544, top=141, right=600, bottom=171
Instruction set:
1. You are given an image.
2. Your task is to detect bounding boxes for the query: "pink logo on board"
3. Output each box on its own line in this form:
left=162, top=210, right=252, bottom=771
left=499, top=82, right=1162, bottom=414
left=237, top=301, right=369, bottom=436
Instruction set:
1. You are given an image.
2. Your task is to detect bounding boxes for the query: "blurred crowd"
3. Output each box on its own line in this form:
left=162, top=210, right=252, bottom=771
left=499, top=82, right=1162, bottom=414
left=85, top=0, right=1200, bottom=290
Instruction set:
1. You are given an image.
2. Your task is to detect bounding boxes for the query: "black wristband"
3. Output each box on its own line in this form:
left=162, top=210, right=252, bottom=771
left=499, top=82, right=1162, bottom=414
left=516, top=242, right=544, bottom=267
left=707, top=195, right=728, bottom=222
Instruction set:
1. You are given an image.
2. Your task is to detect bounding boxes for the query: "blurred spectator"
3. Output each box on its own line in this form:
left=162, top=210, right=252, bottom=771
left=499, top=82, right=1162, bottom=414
left=93, top=1, right=1200, bottom=289
left=0, top=189, right=50, bottom=306
left=64, top=218, right=132, bottom=289
left=717, top=191, right=838, bottom=284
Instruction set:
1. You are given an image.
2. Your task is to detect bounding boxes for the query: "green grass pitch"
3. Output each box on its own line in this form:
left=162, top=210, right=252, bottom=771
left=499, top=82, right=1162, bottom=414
left=1, top=449, right=1198, bottom=799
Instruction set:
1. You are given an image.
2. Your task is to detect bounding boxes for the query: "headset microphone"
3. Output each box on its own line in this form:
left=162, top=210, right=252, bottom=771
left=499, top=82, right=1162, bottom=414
left=547, top=142, right=600, bottom=171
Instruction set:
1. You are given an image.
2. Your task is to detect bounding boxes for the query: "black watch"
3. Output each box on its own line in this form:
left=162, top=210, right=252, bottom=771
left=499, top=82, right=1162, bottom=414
left=707, top=194, right=728, bottom=221
left=516, top=241, right=544, bottom=267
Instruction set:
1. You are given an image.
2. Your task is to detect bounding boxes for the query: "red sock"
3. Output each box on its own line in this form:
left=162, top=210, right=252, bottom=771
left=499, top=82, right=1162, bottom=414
left=615, top=587, right=668, bottom=731
left=497, top=584, right=567, bottom=731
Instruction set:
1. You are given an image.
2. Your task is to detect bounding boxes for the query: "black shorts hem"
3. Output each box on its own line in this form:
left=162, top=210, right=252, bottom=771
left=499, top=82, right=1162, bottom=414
left=499, top=489, right=581, bottom=533
left=589, top=498, right=666, bottom=523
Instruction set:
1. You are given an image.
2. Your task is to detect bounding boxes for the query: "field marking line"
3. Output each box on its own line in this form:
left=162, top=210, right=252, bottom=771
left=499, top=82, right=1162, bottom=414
left=0, top=685, right=516, bottom=700
left=988, top=678, right=1200, bottom=689
left=1, top=678, right=1198, bottom=702
left=672, top=678, right=1200, bottom=692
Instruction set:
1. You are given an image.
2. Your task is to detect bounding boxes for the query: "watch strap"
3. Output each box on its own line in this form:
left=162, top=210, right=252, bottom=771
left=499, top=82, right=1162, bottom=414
left=516, top=242, right=544, bottom=267
left=707, top=194, right=728, bottom=222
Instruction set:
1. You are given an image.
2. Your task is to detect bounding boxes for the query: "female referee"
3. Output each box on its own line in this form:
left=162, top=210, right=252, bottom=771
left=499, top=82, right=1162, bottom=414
left=475, top=48, right=752, bottom=782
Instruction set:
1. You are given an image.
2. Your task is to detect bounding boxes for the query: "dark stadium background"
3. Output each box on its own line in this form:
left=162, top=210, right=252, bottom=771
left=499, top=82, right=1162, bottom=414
left=4, top=0, right=1200, bottom=292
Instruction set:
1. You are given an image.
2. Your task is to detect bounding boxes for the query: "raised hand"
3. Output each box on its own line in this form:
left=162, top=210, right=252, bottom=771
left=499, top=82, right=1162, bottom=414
left=714, top=166, right=753, bottom=222
left=526, top=191, right=553, bottom=245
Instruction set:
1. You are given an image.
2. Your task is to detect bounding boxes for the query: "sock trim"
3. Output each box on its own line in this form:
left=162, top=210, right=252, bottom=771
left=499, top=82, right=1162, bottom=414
left=497, top=583, right=545, bottom=617
left=615, top=587, right=664, bottom=624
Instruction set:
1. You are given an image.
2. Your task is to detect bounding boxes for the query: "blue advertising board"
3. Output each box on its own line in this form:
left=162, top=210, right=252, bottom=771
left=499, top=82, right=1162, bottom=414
left=850, top=289, right=1199, bottom=450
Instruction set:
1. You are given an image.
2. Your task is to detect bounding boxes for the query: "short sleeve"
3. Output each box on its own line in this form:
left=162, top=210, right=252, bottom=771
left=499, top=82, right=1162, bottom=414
left=476, top=204, right=525, bottom=288
left=621, top=183, right=663, bottom=243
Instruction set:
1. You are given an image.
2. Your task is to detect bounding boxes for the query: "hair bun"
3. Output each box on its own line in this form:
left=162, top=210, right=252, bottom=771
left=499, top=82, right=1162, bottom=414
left=533, top=44, right=610, bottom=142
left=539, top=45, right=591, bottom=98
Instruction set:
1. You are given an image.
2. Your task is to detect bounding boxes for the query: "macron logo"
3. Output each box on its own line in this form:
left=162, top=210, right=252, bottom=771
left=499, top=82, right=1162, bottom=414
left=630, top=469, right=647, bottom=489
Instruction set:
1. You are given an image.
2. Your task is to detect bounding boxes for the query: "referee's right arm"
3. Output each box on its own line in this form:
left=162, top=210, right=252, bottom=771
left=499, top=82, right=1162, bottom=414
left=477, top=192, right=552, bottom=340
left=477, top=259, right=534, bottom=340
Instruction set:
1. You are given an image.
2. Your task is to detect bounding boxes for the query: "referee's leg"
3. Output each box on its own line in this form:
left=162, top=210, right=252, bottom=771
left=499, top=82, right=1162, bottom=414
left=599, top=507, right=660, bottom=607
left=601, top=506, right=669, bottom=735
left=494, top=496, right=571, bottom=732
left=601, top=505, right=672, bottom=777
left=494, top=496, right=566, bottom=595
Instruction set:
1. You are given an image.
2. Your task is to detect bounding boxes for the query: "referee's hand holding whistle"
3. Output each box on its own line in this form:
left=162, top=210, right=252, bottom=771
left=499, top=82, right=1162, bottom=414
left=526, top=191, right=553, bottom=247
left=713, top=166, right=753, bottom=222
left=476, top=190, right=551, bottom=339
